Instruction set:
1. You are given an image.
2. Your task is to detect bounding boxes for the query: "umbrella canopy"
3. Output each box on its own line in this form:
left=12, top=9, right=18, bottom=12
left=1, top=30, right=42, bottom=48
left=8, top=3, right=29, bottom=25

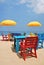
left=0, top=20, right=16, bottom=26
left=27, top=21, right=42, bottom=26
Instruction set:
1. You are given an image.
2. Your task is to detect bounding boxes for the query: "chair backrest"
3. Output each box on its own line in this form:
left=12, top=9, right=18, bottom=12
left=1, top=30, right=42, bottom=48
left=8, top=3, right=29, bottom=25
left=38, top=33, right=44, bottom=40
left=25, top=36, right=38, bottom=47
left=2, top=34, right=7, bottom=37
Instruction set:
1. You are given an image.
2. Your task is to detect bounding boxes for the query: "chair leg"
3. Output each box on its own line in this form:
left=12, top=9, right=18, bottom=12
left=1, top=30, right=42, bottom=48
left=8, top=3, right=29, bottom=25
left=34, top=48, right=37, bottom=58
left=41, top=42, right=43, bottom=48
left=20, top=48, right=26, bottom=60
left=23, top=53, right=26, bottom=61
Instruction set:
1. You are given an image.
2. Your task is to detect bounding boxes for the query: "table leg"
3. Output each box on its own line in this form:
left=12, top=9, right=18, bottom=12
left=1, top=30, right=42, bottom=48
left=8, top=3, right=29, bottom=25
left=15, top=39, right=19, bottom=53
left=14, top=38, right=16, bottom=49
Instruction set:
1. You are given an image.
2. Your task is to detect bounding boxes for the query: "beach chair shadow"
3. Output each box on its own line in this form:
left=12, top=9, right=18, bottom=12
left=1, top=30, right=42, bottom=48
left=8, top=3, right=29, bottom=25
left=11, top=44, right=16, bottom=53
left=17, top=53, right=22, bottom=58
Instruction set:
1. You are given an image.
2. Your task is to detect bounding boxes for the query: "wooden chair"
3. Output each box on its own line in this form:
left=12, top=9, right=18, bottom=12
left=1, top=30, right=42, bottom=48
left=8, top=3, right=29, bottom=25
left=2, top=33, right=11, bottom=41
left=2, top=34, right=8, bottom=41
left=20, top=36, right=38, bottom=60
left=8, top=33, right=11, bottom=41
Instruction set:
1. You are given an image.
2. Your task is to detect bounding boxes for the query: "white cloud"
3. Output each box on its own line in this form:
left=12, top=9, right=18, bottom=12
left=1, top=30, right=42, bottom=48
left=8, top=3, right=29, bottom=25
left=18, top=0, right=29, bottom=4
left=18, top=0, right=44, bottom=14
left=33, top=0, right=44, bottom=14
left=19, top=0, right=26, bottom=4
left=0, top=0, right=44, bottom=14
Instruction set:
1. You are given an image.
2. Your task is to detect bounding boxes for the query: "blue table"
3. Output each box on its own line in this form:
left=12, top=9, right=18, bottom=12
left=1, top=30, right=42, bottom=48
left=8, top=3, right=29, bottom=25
left=14, top=36, right=26, bottom=53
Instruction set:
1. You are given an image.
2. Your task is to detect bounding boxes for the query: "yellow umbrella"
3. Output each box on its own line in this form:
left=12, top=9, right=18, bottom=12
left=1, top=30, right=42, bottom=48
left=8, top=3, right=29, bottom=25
left=27, top=21, right=42, bottom=26
left=0, top=20, right=16, bottom=26
left=0, top=20, right=17, bottom=41
left=27, top=21, right=42, bottom=36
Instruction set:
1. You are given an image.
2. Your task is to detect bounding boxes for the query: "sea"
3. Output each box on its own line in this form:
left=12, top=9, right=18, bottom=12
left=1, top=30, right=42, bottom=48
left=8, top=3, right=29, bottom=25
left=0, top=31, right=44, bottom=35
left=0, top=31, right=30, bottom=35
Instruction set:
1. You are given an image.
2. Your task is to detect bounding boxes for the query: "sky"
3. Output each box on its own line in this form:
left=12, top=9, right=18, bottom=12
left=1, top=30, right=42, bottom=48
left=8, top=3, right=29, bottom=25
left=0, top=0, right=44, bottom=33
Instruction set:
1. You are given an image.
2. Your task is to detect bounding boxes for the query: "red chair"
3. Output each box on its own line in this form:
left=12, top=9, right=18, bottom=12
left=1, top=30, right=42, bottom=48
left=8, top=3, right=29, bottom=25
left=2, top=34, right=8, bottom=41
left=20, top=36, right=38, bottom=60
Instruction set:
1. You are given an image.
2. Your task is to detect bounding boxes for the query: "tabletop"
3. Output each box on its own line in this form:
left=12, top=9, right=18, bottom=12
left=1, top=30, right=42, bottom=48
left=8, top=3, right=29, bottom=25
left=13, top=35, right=27, bottom=39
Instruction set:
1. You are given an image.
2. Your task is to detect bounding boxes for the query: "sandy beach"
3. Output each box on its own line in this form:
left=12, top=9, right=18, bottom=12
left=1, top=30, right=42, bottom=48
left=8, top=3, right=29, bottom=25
left=0, top=36, right=44, bottom=65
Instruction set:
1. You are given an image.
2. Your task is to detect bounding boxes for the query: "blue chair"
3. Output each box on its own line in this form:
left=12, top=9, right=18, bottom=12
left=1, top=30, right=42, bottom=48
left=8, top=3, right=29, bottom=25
left=37, top=34, right=43, bottom=48
left=41, top=33, right=44, bottom=48
left=41, top=33, right=44, bottom=40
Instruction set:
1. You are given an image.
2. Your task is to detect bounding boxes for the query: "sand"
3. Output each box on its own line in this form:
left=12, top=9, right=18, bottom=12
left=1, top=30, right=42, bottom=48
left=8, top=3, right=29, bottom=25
left=0, top=36, right=44, bottom=65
